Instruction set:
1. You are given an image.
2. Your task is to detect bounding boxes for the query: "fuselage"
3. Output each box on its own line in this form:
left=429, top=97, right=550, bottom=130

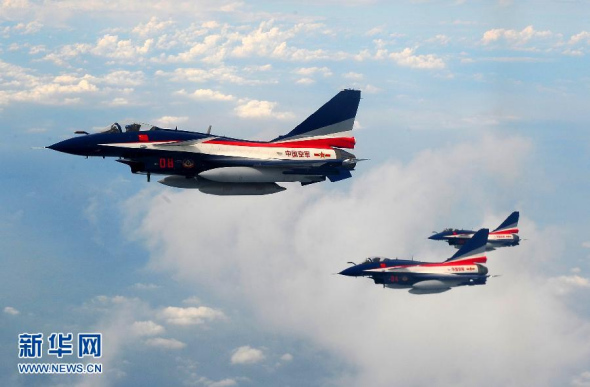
left=48, top=126, right=357, bottom=181
left=339, top=257, right=488, bottom=292
left=47, top=90, right=362, bottom=195
left=429, top=228, right=520, bottom=250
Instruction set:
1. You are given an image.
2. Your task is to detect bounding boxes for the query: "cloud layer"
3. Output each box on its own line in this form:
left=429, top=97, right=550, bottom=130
left=125, top=134, right=590, bottom=386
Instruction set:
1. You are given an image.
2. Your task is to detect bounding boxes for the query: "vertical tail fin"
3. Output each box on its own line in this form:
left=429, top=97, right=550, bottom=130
left=445, top=229, right=489, bottom=263
left=271, top=89, right=361, bottom=146
left=492, top=211, right=519, bottom=233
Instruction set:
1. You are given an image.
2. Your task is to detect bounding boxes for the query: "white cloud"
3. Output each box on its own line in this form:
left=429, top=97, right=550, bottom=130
left=364, top=84, right=382, bottom=94
left=426, top=34, right=450, bottom=45
left=365, top=26, right=384, bottom=37
left=481, top=25, right=553, bottom=46
left=229, top=20, right=327, bottom=61
left=1, top=0, right=244, bottom=23
left=153, top=20, right=336, bottom=63
left=160, top=306, right=226, bottom=326
left=0, top=61, right=145, bottom=106
left=132, top=320, right=165, bottom=336
left=101, top=70, right=145, bottom=87
left=209, top=379, right=238, bottom=387
left=280, top=353, right=293, bottom=362
left=389, top=48, right=445, bottom=69
left=562, top=48, right=584, bottom=56
left=156, top=66, right=270, bottom=86
left=167, top=34, right=221, bottom=63
left=132, top=17, right=174, bottom=37
left=124, top=134, right=590, bottom=386
left=184, top=88, right=235, bottom=101
left=230, top=346, right=265, bottom=365
left=4, top=21, right=42, bottom=35
left=459, top=112, right=520, bottom=127
left=145, top=337, right=186, bottom=350
left=152, top=116, right=189, bottom=127
left=44, top=34, right=155, bottom=66
left=296, top=77, right=315, bottom=85
left=4, top=306, right=20, bottom=315
left=234, top=99, right=294, bottom=120
left=107, top=97, right=129, bottom=106
left=72, top=295, right=228, bottom=384
left=244, top=64, right=272, bottom=72
left=343, top=72, right=364, bottom=81
left=29, top=45, right=46, bottom=54
left=80, top=295, right=153, bottom=383
left=92, top=34, right=153, bottom=58
left=548, top=274, right=590, bottom=295
left=572, top=371, right=590, bottom=387
left=12, top=78, right=98, bottom=104
left=202, top=20, right=220, bottom=29
left=569, top=31, right=590, bottom=45
left=42, top=43, right=92, bottom=66
left=293, top=66, right=332, bottom=77
left=293, top=67, right=332, bottom=85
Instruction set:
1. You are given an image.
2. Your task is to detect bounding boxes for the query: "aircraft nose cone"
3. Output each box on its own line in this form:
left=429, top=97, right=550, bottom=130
left=47, top=139, right=77, bottom=154
left=339, top=266, right=358, bottom=276
left=46, top=142, right=62, bottom=151
left=429, top=233, right=442, bottom=240
left=47, top=136, right=96, bottom=156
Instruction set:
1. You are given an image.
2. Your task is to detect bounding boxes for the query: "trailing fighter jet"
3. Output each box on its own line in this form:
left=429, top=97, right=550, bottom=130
left=429, top=211, right=520, bottom=251
left=48, top=90, right=362, bottom=195
left=339, top=229, right=491, bottom=294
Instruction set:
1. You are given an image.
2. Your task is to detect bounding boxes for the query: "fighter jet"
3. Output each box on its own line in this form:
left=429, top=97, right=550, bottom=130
left=429, top=211, right=520, bottom=251
left=48, top=90, right=362, bottom=195
left=339, top=229, right=491, bottom=294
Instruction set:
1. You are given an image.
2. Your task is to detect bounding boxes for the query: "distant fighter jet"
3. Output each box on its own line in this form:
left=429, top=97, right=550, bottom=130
left=48, top=90, right=362, bottom=195
left=429, top=211, right=520, bottom=251
left=339, top=229, right=491, bottom=294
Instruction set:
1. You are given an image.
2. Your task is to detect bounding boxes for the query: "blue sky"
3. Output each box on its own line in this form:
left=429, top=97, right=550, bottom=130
left=1, top=1, right=590, bottom=386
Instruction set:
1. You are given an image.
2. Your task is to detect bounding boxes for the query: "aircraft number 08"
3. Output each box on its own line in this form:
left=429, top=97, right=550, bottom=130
left=159, top=158, right=174, bottom=169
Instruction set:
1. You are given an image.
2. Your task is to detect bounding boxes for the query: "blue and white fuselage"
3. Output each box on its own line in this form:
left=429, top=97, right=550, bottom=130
left=48, top=90, right=362, bottom=195
left=340, top=229, right=491, bottom=294
left=429, top=211, right=520, bottom=251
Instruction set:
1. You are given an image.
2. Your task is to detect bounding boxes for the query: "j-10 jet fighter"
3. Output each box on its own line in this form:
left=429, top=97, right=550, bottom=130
left=340, top=229, right=491, bottom=294
left=48, top=90, right=362, bottom=195
left=429, top=211, right=520, bottom=251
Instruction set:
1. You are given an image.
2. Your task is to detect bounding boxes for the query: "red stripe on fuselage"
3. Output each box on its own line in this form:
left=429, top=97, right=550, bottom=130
left=204, top=137, right=356, bottom=149
left=490, top=228, right=518, bottom=235
left=419, top=257, right=487, bottom=266
left=441, top=257, right=487, bottom=265
left=384, top=257, right=487, bottom=269
left=112, top=140, right=181, bottom=144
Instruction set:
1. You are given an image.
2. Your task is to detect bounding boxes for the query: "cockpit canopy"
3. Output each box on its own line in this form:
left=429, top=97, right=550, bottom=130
left=99, top=122, right=164, bottom=134
left=363, top=257, right=386, bottom=264
left=100, top=122, right=122, bottom=134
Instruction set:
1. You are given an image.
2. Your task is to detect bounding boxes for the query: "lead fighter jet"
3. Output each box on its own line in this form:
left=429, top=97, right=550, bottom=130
left=48, top=90, right=362, bottom=195
left=340, top=229, right=491, bottom=294
left=429, top=211, right=520, bottom=251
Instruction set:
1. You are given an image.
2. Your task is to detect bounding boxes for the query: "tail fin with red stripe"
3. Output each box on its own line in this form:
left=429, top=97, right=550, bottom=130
left=445, top=228, right=489, bottom=263
left=492, top=211, right=519, bottom=234
left=270, top=89, right=360, bottom=148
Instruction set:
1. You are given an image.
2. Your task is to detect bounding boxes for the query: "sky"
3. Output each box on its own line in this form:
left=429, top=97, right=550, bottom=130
left=1, top=0, right=590, bottom=386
